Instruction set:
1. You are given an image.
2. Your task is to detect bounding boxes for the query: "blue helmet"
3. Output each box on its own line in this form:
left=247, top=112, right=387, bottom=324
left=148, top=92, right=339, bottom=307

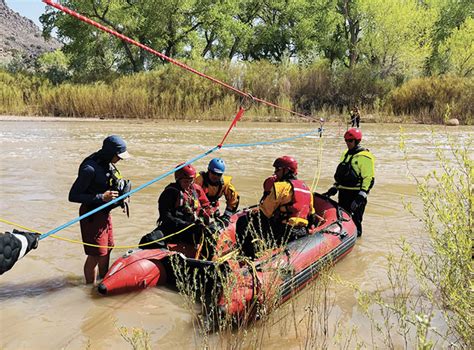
left=208, top=158, right=226, bottom=174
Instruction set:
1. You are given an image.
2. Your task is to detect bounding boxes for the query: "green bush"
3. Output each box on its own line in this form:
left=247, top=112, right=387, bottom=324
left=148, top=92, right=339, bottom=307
left=388, top=76, right=474, bottom=124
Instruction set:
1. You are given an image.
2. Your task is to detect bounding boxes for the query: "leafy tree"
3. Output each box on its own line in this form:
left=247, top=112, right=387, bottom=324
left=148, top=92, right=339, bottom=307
left=438, top=16, right=474, bottom=77
left=41, top=0, right=147, bottom=81
left=359, top=0, right=436, bottom=79
left=335, top=0, right=363, bottom=68
left=425, top=0, right=474, bottom=75
left=36, top=50, right=70, bottom=84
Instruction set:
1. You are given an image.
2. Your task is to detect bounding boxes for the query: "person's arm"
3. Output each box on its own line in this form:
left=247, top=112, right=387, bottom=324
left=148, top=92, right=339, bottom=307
left=358, top=154, right=375, bottom=192
left=195, top=185, right=211, bottom=223
left=223, top=178, right=239, bottom=213
left=158, top=187, right=193, bottom=230
left=68, top=165, right=104, bottom=204
left=259, top=183, right=285, bottom=218
left=0, top=231, right=38, bottom=275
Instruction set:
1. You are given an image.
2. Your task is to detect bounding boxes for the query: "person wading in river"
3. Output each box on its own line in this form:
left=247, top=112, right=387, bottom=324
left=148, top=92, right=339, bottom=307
left=349, top=106, right=361, bottom=128
left=69, top=135, right=131, bottom=284
left=323, top=128, right=375, bottom=237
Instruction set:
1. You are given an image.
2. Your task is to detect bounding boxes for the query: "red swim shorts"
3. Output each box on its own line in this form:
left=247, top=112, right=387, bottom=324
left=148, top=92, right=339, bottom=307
left=79, top=204, right=114, bottom=256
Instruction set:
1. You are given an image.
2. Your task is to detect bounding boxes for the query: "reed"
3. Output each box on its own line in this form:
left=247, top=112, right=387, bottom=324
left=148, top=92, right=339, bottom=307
left=1, top=64, right=472, bottom=124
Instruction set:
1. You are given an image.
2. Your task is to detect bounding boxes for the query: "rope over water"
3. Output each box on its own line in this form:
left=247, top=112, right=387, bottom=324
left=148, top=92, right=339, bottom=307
left=42, top=0, right=314, bottom=121
left=2, top=1, right=329, bottom=246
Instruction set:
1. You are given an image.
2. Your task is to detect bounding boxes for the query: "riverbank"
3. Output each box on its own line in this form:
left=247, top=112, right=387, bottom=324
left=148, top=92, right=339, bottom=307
left=0, top=113, right=426, bottom=125
left=1, top=68, right=472, bottom=125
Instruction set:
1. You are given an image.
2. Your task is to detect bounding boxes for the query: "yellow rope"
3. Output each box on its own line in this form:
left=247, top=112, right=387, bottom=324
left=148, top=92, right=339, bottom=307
left=310, top=135, right=325, bottom=192
left=0, top=218, right=194, bottom=250
left=214, top=250, right=239, bottom=264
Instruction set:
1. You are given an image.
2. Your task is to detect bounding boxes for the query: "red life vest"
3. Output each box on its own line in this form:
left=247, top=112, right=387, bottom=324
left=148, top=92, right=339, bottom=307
left=280, top=179, right=312, bottom=222
left=175, top=183, right=210, bottom=220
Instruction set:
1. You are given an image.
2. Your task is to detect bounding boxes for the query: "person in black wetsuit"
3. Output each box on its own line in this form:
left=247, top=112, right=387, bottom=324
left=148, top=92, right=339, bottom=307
left=140, top=163, right=212, bottom=251
left=0, top=230, right=38, bottom=275
left=69, top=135, right=131, bottom=284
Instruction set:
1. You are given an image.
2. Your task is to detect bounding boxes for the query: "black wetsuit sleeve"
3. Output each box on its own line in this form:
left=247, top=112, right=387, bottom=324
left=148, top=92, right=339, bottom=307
left=158, top=187, right=194, bottom=231
left=0, top=231, right=39, bottom=275
left=68, top=164, right=104, bottom=205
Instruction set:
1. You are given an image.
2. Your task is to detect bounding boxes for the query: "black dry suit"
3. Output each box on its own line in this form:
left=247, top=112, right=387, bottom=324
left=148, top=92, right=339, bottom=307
left=69, top=148, right=131, bottom=213
left=333, top=145, right=375, bottom=237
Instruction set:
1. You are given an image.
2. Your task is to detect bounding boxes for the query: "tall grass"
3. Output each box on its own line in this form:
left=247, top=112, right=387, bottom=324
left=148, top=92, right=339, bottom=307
left=1, top=62, right=472, bottom=123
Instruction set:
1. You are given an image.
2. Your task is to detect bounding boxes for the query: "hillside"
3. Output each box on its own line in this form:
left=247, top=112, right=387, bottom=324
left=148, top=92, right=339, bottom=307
left=0, top=0, right=60, bottom=64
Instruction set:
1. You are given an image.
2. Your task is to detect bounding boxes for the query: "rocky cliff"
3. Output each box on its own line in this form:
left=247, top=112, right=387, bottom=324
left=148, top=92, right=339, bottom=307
left=0, top=0, right=60, bottom=64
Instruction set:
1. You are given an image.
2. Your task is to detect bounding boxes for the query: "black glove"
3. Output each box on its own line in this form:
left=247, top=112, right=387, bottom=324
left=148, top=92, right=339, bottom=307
left=194, top=217, right=207, bottom=229
left=350, top=191, right=367, bottom=212
left=1, top=230, right=39, bottom=275
left=322, top=186, right=338, bottom=197
left=218, top=210, right=232, bottom=227
left=139, top=228, right=166, bottom=249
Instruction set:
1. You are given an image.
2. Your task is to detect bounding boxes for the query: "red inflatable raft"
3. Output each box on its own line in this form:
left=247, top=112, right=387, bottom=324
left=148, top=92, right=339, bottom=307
left=98, top=194, right=357, bottom=318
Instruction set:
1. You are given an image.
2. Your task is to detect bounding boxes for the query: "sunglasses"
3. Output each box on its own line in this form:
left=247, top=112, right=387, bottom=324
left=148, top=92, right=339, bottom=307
left=209, top=170, right=223, bottom=177
left=345, top=139, right=355, bottom=143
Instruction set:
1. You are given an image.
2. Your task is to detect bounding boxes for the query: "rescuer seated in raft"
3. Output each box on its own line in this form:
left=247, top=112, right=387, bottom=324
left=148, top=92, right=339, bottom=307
left=195, top=158, right=239, bottom=227
left=236, top=156, right=316, bottom=259
left=0, top=230, right=39, bottom=275
left=140, top=163, right=214, bottom=257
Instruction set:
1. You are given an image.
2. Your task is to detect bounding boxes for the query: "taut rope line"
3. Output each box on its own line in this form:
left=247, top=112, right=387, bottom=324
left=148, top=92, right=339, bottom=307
left=42, top=0, right=313, bottom=121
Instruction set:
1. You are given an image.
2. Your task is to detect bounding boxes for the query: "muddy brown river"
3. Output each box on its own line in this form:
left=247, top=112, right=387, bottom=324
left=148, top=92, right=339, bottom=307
left=0, top=118, right=472, bottom=349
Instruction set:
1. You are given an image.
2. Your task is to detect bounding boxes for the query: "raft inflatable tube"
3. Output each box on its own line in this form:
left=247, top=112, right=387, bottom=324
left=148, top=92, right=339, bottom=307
left=98, top=194, right=357, bottom=318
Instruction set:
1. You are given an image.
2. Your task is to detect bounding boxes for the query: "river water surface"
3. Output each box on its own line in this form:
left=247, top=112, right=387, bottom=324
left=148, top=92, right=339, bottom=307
left=0, top=118, right=472, bottom=349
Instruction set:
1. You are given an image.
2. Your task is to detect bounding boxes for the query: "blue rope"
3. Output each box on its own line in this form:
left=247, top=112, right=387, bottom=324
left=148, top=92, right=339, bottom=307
left=221, top=127, right=322, bottom=148
left=39, top=127, right=323, bottom=240
left=39, top=146, right=219, bottom=240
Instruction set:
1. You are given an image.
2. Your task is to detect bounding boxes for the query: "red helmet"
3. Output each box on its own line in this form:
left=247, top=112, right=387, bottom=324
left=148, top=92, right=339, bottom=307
left=273, top=156, right=298, bottom=174
left=174, top=163, right=196, bottom=181
left=344, top=128, right=362, bottom=142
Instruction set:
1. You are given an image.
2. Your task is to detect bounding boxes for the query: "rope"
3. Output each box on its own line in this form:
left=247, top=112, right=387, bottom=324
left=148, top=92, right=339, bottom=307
left=39, top=146, right=219, bottom=240
left=218, top=107, right=246, bottom=148
left=310, top=130, right=325, bottom=192
left=4, top=127, right=323, bottom=243
left=221, top=127, right=323, bottom=149
left=0, top=218, right=195, bottom=249
left=42, top=0, right=313, bottom=121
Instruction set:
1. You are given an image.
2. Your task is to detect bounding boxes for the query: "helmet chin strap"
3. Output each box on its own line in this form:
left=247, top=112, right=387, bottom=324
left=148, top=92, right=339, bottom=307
left=281, top=171, right=296, bottom=181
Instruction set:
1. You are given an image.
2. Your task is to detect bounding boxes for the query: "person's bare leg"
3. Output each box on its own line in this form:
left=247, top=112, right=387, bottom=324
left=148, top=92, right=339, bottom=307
left=84, top=255, right=99, bottom=284
left=97, top=253, right=111, bottom=280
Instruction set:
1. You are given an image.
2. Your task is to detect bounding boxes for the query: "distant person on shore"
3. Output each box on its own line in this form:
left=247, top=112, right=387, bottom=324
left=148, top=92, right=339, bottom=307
left=323, top=128, right=375, bottom=237
left=349, top=106, right=361, bottom=128
left=195, top=158, right=239, bottom=227
left=69, top=135, right=131, bottom=284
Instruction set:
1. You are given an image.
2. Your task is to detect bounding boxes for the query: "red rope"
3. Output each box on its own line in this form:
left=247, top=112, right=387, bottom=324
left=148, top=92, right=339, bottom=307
left=42, top=0, right=313, bottom=121
left=218, top=107, right=245, bottom=148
